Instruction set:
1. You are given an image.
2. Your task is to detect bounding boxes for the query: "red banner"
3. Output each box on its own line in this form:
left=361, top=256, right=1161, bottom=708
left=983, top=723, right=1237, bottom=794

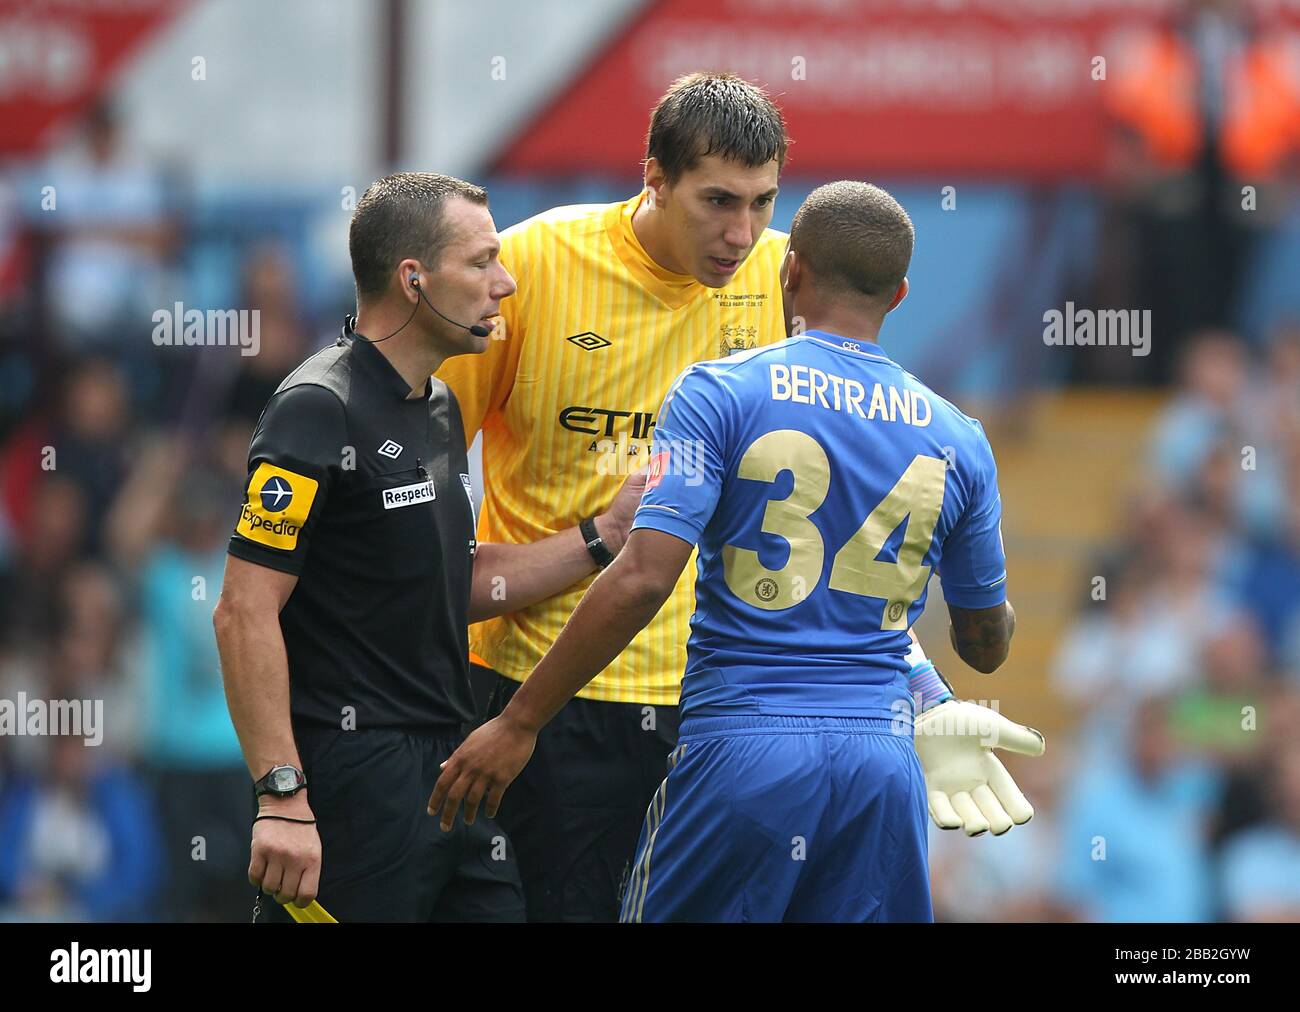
left=0, top=0, right=189, bottom=155
left=495, top=0, right=1300, bottom=180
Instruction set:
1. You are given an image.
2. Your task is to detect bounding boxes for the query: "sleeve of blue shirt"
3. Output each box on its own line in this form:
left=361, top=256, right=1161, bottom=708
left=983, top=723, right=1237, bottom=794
left=937, top=421, right=1008, bottom=609
left=631, top=364, right=733, bottom=548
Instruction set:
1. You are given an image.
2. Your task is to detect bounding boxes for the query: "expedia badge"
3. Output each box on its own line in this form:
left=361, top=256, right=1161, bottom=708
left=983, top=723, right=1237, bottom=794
left=236, top=462, right=319, bottom=551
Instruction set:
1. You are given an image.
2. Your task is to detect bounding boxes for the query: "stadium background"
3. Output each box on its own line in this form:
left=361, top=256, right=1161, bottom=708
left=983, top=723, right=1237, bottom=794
left=1, top=0, right=1299, bottom=922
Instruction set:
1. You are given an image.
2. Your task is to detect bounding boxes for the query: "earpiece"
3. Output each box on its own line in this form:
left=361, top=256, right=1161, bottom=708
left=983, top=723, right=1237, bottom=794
left=369, top=270, right=491, bottom=340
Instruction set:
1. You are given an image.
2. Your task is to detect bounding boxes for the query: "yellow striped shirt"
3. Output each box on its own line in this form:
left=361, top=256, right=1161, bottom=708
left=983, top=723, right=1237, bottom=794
left=436, top=191, right=788, bottom=704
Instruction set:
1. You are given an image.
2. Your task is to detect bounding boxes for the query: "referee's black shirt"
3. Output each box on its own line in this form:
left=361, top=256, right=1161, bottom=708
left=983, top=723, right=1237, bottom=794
left=228, top=321, right=477, bottom=732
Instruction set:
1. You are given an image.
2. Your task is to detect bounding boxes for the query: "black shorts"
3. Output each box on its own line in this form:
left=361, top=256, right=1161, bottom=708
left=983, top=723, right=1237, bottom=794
left=485, top=669, right=679, bottom=922
left=257, top=724, right=524, bottom=923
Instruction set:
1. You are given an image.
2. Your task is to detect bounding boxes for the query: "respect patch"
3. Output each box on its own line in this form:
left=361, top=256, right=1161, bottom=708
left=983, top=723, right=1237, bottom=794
left=382, top=480, right=436, bottom=510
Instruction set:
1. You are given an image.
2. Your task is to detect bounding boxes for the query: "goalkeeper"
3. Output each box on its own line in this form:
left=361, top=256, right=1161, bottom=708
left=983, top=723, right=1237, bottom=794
left=430, top=181, right=1044, bottom=921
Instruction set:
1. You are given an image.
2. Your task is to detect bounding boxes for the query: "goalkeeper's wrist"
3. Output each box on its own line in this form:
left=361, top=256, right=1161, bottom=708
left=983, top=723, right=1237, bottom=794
left=909, top=660, right=954, bottom=712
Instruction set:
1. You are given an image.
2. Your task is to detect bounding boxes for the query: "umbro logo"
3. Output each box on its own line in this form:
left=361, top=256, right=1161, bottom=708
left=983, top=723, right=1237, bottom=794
left=378, top=439, right=403, bottom=459
left=567, top=332, right=611, bottom=351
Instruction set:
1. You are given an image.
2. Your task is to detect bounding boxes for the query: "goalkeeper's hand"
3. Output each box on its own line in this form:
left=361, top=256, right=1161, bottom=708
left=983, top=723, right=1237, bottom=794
left=914, top=700, right=1045, bottom=836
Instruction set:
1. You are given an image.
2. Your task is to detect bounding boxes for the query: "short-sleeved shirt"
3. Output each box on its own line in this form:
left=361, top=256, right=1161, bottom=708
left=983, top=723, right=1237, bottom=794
left=228, top=321, right=477, bottom=731
left=433, top=191, right=789, bottom=706
left=632, top=330, right=1007, bottom=719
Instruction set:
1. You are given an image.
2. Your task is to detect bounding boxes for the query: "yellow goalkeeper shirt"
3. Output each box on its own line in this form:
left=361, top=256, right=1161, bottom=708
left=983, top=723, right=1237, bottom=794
left=436, top=191, right=788, bottom=705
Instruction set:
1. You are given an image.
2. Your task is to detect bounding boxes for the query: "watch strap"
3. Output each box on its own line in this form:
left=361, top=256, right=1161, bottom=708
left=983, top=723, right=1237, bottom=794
left=579, top=516, right=616, bottom=569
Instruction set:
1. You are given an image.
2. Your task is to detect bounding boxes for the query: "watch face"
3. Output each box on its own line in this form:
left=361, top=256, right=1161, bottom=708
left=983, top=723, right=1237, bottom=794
left=271, top=768, right=299, bottom=793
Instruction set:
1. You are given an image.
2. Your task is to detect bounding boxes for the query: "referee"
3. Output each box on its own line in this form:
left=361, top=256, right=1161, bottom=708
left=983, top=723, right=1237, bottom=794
left=213, top=173, right=645, bottom=922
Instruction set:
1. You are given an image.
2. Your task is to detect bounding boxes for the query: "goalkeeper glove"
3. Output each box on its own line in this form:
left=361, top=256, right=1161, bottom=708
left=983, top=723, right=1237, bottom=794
left=914, top=699, right=1045, bottom=836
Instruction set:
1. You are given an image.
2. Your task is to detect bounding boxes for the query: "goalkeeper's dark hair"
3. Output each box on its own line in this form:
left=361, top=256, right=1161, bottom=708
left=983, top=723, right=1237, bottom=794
left=790, top=181, right=914, bottom=306
left=349, top=171, right=488, bottom=301
left=645, top=72, right=789, bottom=184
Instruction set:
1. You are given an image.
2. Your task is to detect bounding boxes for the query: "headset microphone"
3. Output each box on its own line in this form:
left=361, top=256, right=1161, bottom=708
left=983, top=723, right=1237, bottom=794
left=351, top=274, right=494, bottom=344
left=410, top=275, right=493, bottom=338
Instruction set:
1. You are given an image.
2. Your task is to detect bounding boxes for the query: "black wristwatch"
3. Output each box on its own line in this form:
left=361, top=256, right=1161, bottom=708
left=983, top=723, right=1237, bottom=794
left=254, top=764, right=307, bottom=799
left=579, top=516, right=616, bottom=569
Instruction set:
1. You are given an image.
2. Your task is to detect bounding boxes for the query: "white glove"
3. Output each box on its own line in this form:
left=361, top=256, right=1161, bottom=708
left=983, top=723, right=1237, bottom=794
left=914, top=700, right=1045, bottom=836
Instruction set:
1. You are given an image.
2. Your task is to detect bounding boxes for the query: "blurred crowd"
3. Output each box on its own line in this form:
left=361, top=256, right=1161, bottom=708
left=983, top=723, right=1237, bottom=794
left=929, top=0, right=1300, bottom=922
left=0, top=106, right=328, bottom=921
left=933, top=327, right=1300, bottom=922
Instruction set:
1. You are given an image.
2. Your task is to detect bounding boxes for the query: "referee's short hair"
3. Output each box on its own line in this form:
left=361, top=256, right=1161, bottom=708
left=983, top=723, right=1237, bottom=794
left=349, top=172, right=488, bottom=301
left=790, top=181, right=914, bottom=306
left=646, top=72, right=789, bottom=183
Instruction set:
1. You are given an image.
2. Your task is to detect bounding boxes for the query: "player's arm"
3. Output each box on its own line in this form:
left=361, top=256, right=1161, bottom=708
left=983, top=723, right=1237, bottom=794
left=936, top=422, right=1014, bottom=672
left=468, top=469, right=646, bottom=622
left=485, top=528, right=687, bottom=724
left=430, top=365, right=729, bottom=830
left=213, top=384, right=342, bottom=907
left=947, top=600, right=1016, bottom=674
left=917, top=424, right=1041, bottom=837
left=431, top=528, right=690, bottom=829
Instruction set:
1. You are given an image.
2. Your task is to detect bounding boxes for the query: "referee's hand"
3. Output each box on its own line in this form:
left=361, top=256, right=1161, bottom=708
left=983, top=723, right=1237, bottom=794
left=248, top=795, right=322, bottom=908
left=428, top=715, right=537, bottom=832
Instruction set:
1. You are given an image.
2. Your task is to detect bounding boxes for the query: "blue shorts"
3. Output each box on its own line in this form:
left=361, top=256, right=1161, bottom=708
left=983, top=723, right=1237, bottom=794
left=618, top=714, right=931, bottom=923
